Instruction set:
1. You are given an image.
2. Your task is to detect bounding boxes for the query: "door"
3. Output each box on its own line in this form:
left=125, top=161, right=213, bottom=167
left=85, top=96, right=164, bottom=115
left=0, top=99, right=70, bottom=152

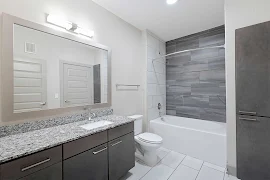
left=19, top=163, right=62, bottom=180
left=237, top=116, right=270, bottom=180
left=61, top=62, right=93, bottom=107
left=13, top=56, right=47, bottom=113
left=63, top=144, right=108, bottom=180
left=109, top=132, right=135, bottom=180
left=93, top=64, right=101, bottom=104
left=236, top=21, right=270, bottom=117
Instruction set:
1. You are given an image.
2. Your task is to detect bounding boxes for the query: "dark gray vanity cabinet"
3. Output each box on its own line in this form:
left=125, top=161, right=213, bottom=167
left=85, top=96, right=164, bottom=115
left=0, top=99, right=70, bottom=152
left=18, top=163, right=62, bottom=180
left=108, top=132, right=135, bottom=180
left=63, top=144, right=108, bottom=180
left=0, top=122, right=135, bottom=180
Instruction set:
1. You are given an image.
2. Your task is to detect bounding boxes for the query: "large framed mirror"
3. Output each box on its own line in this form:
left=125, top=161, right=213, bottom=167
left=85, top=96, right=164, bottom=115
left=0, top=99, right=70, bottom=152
left=1, top=13, right=111, bottom=123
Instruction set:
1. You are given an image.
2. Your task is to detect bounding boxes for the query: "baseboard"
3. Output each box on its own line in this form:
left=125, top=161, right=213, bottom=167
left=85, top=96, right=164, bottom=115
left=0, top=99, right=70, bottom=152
left=227, top=165, right=237, bottom=177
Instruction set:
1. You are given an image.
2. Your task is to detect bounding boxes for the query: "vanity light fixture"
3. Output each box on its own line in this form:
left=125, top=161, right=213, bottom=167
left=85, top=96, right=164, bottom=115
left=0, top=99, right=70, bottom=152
left=74, top=26, right=95, bottom=38
left=46, top=14, right=73, bottom=30
left=166, top=0, right=178, bottom=5
left=46, top=14, right=94, bottom=38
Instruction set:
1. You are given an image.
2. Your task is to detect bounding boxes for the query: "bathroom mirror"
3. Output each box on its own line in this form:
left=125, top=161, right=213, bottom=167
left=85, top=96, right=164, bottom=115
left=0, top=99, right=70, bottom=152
left=1, top=13, right=111, bottom=122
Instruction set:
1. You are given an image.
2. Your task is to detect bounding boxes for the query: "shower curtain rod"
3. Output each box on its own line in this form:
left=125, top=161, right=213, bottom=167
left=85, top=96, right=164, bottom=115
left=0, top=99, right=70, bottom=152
left=152, top=44, right=225, bottom=61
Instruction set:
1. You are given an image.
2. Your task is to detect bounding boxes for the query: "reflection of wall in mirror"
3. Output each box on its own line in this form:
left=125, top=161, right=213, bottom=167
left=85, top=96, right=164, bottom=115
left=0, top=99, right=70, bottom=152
left=13, top=24, right=108, bottom=111
left=94, top=49, right=108, bottom=104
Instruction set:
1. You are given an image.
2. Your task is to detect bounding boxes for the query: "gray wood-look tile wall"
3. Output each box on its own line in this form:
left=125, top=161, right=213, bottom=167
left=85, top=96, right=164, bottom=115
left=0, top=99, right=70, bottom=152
left=166, top=26, right=226, bottom=122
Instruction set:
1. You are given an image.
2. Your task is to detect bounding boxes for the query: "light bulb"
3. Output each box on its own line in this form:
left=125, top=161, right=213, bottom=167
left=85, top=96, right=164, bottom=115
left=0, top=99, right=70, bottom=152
left=47, top=14, right=73, bottom=30
left=167, top=0, right=178, bottom=5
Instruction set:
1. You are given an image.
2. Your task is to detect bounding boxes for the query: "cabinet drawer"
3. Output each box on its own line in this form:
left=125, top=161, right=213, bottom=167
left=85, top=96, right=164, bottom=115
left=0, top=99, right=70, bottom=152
left=0, top=146, right=62, bottom=180
left=63, top=131, right=107, bottom=159
left=64, top=143, right=108, bottom=180
left=18, top=162, right=62, bottom=180
left=108, top=122, right=134, bottom=141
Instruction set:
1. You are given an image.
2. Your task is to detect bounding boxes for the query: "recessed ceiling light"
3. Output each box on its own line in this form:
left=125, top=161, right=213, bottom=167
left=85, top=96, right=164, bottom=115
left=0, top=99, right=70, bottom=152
left=167, top=0, right=178, bottom=5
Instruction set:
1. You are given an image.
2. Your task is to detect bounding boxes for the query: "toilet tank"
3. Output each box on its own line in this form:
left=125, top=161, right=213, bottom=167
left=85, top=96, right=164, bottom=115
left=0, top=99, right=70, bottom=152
left=127, top=115, right=143, bottom=135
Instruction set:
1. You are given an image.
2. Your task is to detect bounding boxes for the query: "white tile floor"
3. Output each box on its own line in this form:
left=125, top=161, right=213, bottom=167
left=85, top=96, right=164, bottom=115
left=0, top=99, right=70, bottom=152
left=121, top=147, right=239, bottom=180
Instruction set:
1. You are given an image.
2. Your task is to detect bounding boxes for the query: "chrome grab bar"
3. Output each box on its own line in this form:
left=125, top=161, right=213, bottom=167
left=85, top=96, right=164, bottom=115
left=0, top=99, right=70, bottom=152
left=111, top=140, right=122, bottom=147
left=93, top=147, right=107, bottom=155
left=21, top=158, right=51, bottom=172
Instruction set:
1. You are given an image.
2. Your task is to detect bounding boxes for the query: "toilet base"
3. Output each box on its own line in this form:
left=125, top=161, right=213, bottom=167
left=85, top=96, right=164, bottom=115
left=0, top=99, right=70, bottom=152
left=135, top=150, right=159, bottom=167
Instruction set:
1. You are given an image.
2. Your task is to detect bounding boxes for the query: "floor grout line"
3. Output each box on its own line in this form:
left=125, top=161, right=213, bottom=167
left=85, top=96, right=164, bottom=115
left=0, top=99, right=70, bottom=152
left=134, top=149, right=226, bottom=180
left=138, top=148, right=171, bottom=180
left=166, top=155, right=186, bottom=180
left=180, top=163, right=200, bottom=172
left=195, top=160, right=204, bottom=180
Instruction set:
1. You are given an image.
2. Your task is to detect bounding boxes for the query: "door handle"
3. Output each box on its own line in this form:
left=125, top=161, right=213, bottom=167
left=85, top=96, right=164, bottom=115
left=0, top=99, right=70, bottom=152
left=21, top=158, right=51, bottom=172
left=93, top=147, right=107, bottom=155
left=40, top=102, right=46, bottom=106
left=111, top=140, right=122, bottom=147
left=239, top=111, right=257, bottom=116
left=239, top=117, right=257, bottom=121
left=64, top=100, right=70, bottom=103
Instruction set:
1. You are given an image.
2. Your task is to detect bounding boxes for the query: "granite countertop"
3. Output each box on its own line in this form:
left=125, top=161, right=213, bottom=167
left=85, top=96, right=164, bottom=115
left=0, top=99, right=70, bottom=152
left=0, top=115, right=135, bottom=164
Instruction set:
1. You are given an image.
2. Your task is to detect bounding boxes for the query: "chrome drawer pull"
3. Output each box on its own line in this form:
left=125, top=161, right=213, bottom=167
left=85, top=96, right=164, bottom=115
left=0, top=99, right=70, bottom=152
left=239, top=111, right=257, bottom=115
left=111, top=141, right=122, bottom=147
left=239, top=117, right=257, bottom=121
left=21, top=158, right=51, bottom=172
left=93, top=147, right=107, bottom=155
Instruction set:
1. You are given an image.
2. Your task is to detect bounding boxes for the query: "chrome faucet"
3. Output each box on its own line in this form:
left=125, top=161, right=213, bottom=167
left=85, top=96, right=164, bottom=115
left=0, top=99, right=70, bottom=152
left=89, top=112, right=97, bottom=120
left=85, top=107, right=96, bottom=120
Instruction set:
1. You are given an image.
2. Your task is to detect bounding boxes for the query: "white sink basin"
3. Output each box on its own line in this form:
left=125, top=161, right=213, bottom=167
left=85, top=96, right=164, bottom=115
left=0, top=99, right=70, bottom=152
left=80, top=120, right=114, bottom=130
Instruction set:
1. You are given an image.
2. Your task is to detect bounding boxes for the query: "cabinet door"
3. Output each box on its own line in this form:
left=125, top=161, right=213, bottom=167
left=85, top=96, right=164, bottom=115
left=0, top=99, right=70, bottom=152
left=19, top=163, right=62, bottom=180
left=109, top=132, right=135, bottom=180
left=63, top=144, right=108, bottom=180
left=237, top=116, right=270, bottom=180
left=236, top=21, right=270, bottom=117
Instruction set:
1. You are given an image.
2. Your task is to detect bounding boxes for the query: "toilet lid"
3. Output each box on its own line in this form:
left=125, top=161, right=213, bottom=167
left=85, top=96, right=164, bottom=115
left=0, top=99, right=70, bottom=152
left=138, top=133, right=162, bottom=144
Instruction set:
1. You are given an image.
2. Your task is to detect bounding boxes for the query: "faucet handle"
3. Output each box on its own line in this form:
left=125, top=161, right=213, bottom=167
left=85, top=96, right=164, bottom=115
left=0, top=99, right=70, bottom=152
left=89, top=112, right=97, bottom=120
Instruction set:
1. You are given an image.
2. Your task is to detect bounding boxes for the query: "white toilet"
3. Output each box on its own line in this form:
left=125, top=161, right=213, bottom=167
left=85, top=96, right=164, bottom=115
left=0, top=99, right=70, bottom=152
left=128, top=115, right=163, bottom=167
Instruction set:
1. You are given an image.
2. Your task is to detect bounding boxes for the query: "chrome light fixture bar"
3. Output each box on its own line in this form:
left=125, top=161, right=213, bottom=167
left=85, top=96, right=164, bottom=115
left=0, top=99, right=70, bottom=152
left=74, top=26, right=95, bottom=38
left=46, top=14, right=94, bottom=38
left=47, top=14, right=73, bottom=30
left=167, top=0, right=178, bottom=5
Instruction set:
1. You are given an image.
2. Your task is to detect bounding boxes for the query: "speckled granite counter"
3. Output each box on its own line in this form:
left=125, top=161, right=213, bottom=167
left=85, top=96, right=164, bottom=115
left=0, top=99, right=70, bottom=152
left=0, top=115, right=135, bottom=164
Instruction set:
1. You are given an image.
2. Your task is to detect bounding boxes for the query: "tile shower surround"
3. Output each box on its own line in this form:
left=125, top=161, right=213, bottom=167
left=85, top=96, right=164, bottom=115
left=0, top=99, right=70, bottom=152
left=166, top=26, right=226, bottom=122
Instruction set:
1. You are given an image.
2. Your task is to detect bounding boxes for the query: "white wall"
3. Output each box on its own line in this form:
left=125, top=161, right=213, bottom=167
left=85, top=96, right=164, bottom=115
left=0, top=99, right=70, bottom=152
left=225, top=0, right=270, bottom=173
left=0, top=0, right=145, bottom=118
left=146, top=31, right=166, bottom=130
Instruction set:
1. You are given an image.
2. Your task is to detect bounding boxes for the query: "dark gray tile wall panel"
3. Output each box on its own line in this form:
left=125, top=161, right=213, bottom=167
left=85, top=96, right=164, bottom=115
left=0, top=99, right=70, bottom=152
left=166, top=25, right=226, bottom=122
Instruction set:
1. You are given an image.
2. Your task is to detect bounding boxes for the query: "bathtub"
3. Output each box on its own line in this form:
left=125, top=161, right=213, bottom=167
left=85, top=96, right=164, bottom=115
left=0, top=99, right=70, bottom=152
left=150, top=115, right=226, bottom=167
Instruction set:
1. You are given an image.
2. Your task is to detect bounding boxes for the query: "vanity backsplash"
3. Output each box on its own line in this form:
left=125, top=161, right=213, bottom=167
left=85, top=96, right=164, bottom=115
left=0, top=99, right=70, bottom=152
left=0, top=108, right=113, bottom=138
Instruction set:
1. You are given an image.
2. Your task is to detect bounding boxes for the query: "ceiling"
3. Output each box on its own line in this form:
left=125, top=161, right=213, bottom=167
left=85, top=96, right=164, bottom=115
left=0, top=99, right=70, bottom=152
left=92, top=0, right=225, bottom=41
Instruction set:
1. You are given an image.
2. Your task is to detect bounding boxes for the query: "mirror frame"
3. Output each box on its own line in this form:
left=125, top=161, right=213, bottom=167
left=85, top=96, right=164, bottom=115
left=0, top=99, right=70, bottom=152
left=0, top=13, right=112, bottom=123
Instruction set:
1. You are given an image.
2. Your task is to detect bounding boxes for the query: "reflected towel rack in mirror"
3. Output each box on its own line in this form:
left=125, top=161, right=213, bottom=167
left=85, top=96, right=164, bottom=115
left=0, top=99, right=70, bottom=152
left=116, top=84, right=140, bottom=87
left=116, top=84, right=140, bottom=91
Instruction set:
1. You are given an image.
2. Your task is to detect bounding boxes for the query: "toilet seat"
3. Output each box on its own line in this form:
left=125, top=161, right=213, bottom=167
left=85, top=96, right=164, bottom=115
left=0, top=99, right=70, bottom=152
left=137, top=133, right=162, bottom=144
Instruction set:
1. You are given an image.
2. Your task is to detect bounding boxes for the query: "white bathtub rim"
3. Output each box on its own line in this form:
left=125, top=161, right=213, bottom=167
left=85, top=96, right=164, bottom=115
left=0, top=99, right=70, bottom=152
left=151, top=117, right=226, bottom=136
